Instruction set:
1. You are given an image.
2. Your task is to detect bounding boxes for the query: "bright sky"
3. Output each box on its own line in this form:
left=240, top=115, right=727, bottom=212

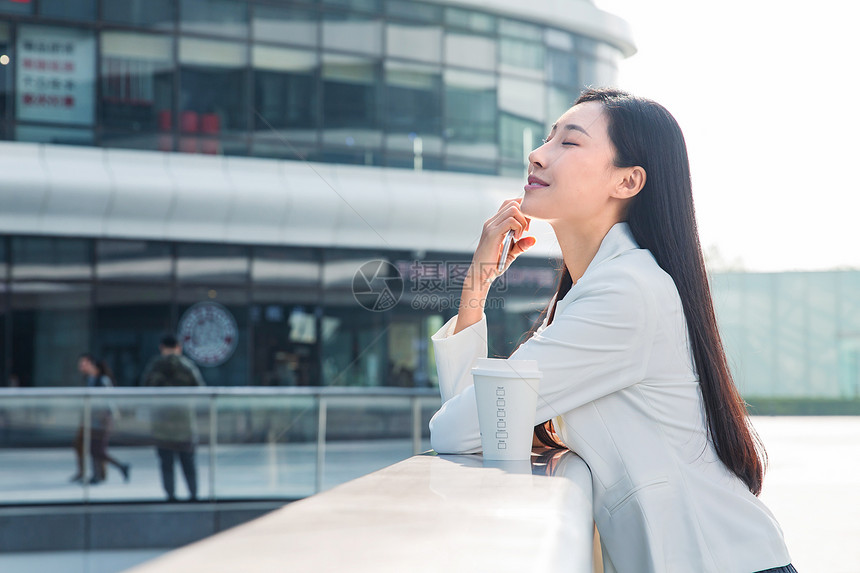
left=593, top=0, right=860, bottom=271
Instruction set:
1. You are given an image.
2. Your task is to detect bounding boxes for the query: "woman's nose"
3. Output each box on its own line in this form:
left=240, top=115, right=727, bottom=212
left=528, top=146, right=545, bottom=169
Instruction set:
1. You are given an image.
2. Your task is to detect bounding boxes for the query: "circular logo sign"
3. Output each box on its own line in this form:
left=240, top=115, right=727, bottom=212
left=352, top=260, right=404, bottom=312
left=178, top=301, right=239, bottom=367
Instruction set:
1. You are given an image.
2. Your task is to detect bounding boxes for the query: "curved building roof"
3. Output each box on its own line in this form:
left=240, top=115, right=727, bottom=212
left=0, top=142, right=561, bottom=259
left=425, top=0, right=636, bottom=57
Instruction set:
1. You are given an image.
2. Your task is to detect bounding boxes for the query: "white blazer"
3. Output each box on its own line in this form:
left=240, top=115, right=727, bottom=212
left=429, top=223, right=792, bottom=573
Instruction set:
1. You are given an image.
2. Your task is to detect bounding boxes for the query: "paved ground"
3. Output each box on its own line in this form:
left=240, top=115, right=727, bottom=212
left=0, top=417, right=857, bottom=572
left=753, top=416, right=860, bottom=572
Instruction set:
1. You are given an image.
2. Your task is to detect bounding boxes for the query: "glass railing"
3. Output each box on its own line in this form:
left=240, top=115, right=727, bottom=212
left=0, top=387, right=441, bottom=505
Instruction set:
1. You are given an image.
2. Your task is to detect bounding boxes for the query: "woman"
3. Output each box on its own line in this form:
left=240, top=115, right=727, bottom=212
left=428, top=88, right=795, bottom=572
left=73, top=354, right=131, bottom=485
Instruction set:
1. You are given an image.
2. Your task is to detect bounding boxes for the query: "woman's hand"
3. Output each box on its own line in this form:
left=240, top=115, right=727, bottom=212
left=469, top=198, right=536, bottom=286
left=453, top=198, right=536, bottom=335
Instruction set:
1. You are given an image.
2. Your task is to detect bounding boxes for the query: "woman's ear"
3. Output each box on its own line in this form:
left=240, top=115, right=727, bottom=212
left=614, top=166, right=646, bottom=199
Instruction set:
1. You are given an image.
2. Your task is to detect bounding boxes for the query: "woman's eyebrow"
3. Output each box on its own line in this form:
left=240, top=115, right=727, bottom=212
left=564, top=123, right=591, bottom=137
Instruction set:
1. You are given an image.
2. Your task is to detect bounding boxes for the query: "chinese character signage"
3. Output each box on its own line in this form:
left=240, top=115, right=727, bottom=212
left=16, top=25, right=95, bottom=125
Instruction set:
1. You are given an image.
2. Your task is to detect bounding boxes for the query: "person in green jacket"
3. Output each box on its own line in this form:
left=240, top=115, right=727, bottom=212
left=141, top=334, right=205, bottom=501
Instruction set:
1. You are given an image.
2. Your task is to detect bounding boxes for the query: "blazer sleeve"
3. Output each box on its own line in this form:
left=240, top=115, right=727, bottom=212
left=429, top=267, right=655, bottom=454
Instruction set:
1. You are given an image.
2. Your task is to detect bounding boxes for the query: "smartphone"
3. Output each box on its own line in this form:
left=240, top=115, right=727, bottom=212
left=497, top=229, right=515, bottom=273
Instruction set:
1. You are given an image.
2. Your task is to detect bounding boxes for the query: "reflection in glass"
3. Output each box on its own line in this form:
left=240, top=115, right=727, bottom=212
left=101, top=32, right=174, bottom=150
left=96, top=240, right=172, bottom=282
left=0, top=0, right=33, bottom=15
left=181, top=0, right=248, bottom=38
left=444, top=33, right=496, bottom=71
left=250, top=298, right=320, bottom=386
left=253, top=45, right=318, bottom=141
left=11, top=282, right=91, bottom=387
left=214, top=395, right=318, bottom=498
left=39, top=0, right=96, bottom=21
left=252, top=5, right=318, bottom=47
left=12, top=237, right=92, bottom=281
left=386, top=0, right=442, bottom=23
left=444, top=69, right=497, bottom=165
left=322, top=54, right=381, bottom=149
left=16, top=125, right=94, bottom=145
left=499, top=38, right=544, bottom=80
left=179, top=38, right=248, bottom=147
left=384, top=61, right=442, bottom=153
left=547, top=49, right=579, bottom=87
left=386, top=23, right=442, bottom=64
left=176, top=244, right=249, bottom=284
left=251, top=248, right=320, bottom=288
left=445, top=7, right=496, bottom=34
left=0, top=396, right=85, bottom=504
left=322, top=396, right=413, bottom=487
left=94, top=284, right=173, bottom=387
left=499, top=18, right=542, bottom=41
left=104, top=0, right=175, bottom=29
left=322, top=12, right=382, bottom=56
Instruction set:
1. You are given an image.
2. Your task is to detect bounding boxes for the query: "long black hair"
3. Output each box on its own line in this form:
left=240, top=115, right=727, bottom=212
left=533, top=88, right=767, bottom=496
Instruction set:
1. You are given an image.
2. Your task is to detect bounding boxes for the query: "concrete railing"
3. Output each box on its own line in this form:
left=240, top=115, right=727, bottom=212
left=126, top=449, right=598, bottom=573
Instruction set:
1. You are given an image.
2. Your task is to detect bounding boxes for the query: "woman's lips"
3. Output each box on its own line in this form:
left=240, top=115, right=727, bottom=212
left=524, top=175, right=549, bottom=192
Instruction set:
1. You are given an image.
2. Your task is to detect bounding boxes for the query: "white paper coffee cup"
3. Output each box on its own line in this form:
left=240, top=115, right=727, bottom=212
left=471, top=358, right=542, bottom=461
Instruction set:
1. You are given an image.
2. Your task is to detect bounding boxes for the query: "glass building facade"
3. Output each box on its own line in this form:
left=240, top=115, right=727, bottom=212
left=0, top=0, right=621, bottom=176
left=0, top=234, right=559, bottom=387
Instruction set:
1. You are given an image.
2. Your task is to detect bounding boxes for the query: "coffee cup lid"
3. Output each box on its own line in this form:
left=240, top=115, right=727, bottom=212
left=470, top=358, right=542, bottom=379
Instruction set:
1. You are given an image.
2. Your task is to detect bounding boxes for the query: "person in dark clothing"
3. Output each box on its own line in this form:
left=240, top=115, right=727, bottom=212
left=141, top=335, right=206, bottom=501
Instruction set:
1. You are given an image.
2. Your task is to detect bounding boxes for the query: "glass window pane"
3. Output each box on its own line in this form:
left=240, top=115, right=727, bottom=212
left=547, top=49, right=578, bottom=87
left=385, top=0, right=441, bottom=23
left=322, top=12, right=382, bottom=57
left=544, top=28, right=574, bottom=51
left=499, top=76, right=544, bottom=124
left=103, top=0, right=175, bottom=30
left=96, top=240, right=172, bottom=282
left=444, top=69, right=497, bottom=160
left=547, top=86, right=575, bottom=123
left=248, top=300, right=320, bottom=386
left=179, top=38, right=248, bottom=136
left=11, top=282, right=91, bottom=387
left=12, top=237, right=92, bottom=281
left=180, top=0, right=248, bottom=39
left=16, top=25, right=96, bottom=126
left=444, top=33, right=495, bottom=71
left=445, top=7, right=495, bottom=34
left=94, top=284, right=173, bottom=386
left=321, top=0, right=380, bottom=11
left=499, top=18, right=542, bottom=41
left=39, top=0, right=96, bottom=21
left=384, top=60, right=441, bottom=151
left=579, top=57, right=616, bottom=88
left=253, top=45, right=317, bottom=136
left=101, top=32, right=175, bottom=137
left=0, top=0, right=33, bottom=15
left=252, top=5, right=318, bottom=48
left=16, top=124, right=94, bottom=145
left=322, top=54, right=381, bottom=148
left=251, top=247, right=320, bottom=289
left=500, top=38, right=544, bottom=80
left=500, top=113, right=542, bottom=164
left=177, top=244, right=249, bottom=284
left=214, top=395, right=317, bottom=498
left=386, top=23, right=442, bottom=64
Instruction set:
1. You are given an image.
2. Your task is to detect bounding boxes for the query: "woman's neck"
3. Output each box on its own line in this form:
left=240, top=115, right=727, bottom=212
left=552, top=219, right=619, bottom=285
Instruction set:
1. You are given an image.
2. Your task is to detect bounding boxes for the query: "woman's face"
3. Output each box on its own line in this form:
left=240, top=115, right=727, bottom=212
left=521, top=101, right=626, bottom=226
